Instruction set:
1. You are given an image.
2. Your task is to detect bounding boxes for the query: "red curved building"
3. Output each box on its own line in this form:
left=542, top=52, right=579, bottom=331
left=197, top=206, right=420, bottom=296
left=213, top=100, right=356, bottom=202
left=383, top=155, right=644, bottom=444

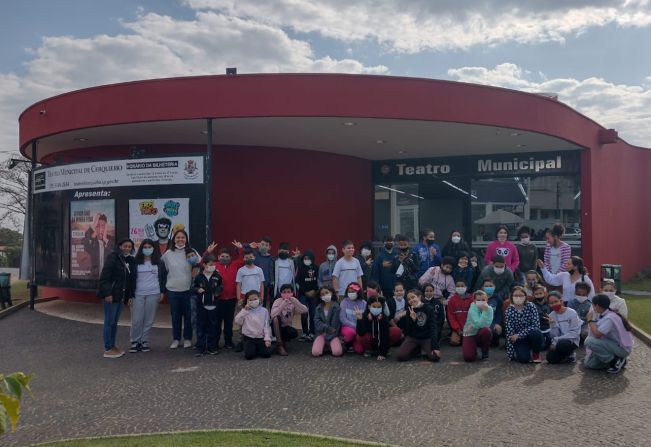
left=18, top=74, right=651, bottom=300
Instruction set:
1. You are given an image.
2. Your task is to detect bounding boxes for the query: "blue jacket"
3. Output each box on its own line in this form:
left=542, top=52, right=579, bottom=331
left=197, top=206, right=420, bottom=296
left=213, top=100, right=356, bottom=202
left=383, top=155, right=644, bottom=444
left=413, top=242, right=442, bottom=277
left=372, top=249, right=398, bottom=291
left=453, top=266, right=474, bottom=290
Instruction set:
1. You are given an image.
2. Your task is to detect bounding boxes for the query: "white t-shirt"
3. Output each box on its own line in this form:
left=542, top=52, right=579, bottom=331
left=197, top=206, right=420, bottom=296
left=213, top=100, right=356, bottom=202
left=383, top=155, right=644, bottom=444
left=135, top=261, right=160, bottom=296
left=542, top=268, right=595, bottom=306
left=236, top=265, right=265, bottom=295
left=275, top=258, right=294, bottom=288
left=332, top=257, right=363, bottom=296
left=549, top=246, right=562, bottom=274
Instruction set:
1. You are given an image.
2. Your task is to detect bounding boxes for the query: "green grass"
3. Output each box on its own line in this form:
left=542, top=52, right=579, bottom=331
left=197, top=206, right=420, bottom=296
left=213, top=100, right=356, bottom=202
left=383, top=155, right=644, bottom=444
left=623, top=295, right=651, bottom=334
left=622, top=278, right=651, bottom=293
left=10, top=279, right=30, bottom=300
left=34, top=430, right=389, bottom=447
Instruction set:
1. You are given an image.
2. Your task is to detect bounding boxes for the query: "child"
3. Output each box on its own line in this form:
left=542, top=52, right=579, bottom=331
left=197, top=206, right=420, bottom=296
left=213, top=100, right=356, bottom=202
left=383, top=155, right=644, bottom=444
left=339, top=282, right=367, bottom=354
left=318, top=245, right=338, bottom=289
left=569, top=282, right=592, bottom=344
left=524, top=270, right=543, bottom=297
left=273, top=242, right=297, bottom=298
left=213, top=244, right=244, bottom=350
left=452, top=253, right=474, bottom=293
left=385, top=282, right=407, bottom=346
left=332, top=240, right=364, bottom=298
left=396, top=289, right=441, bottom=362
left=236, top=249, right=265, bottom=305
left=421, top=283, right=445, bottom=344
left=418, top=256, right=456, bottom=304
left=546, top=291, right=582, bottom=364
left=484, top=225, right=520, bottom=272
left=505, top=286, right=543, bottom=363
left=476, top=255, right=515, bottom=302
left=296, top=250, right=319, bottom=341
left=393, top=235, right=419, bottom=291
left=356, top=296, right=390, bottom=361
left=468, top=252, right=482, bottom=291
left=602, top=279, right=628, bottom=318
left=270, top=283, right=308, bottom=356
left=446, top=279, right=473, bottom=346
left=516, top=226, right=538, bottom=284
left=234, top=291, right=272, bottom=360
left=372, top=235, right=397, bottom=297
left=192, top=255, right=224, bottom=356
left=531, top=285, right=551, bottom=349
left=481, top=278, right=504, bottom=347
left=312, top=287, right=343, bottom=357
left=462, top=290, right=494, bottom=362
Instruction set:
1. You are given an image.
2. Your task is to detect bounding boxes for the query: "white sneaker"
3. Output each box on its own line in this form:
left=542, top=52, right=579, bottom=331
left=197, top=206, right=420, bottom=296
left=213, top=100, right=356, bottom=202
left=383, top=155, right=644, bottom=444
left=170, top=340, right=180, bottom=349
left=183, top=340, right=192, bottom=348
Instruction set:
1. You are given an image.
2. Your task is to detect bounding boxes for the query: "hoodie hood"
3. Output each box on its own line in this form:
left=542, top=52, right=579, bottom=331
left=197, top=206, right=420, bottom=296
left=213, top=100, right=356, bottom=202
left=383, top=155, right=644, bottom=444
left=302, top=249, right=316, bottom=263
left=325, top=244, right=337, bottom=255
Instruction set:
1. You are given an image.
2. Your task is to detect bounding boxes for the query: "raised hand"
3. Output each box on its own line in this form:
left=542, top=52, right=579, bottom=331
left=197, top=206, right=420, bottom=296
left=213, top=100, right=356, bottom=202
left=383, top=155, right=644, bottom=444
left=409, top=307, right=417, bottom=321
left=354, top=308, right=363, bottom=320
left=249, top=241, right=259, bottom=249
left=206, top=241, right=218, bottom=253
left=291, top=247, right=302, bottom=258
left=232, top=240, right=243, bottom=249
left=537, top=259, right=545, bottom=269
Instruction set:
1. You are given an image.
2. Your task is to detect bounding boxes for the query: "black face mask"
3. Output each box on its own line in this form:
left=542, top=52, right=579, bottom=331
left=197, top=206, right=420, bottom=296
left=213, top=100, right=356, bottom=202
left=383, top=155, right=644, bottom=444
left=400, top=247, right=409, bottom=252
left=384, top=243, right=393, bottom=250
left=278, top=252, right=289, bottom=260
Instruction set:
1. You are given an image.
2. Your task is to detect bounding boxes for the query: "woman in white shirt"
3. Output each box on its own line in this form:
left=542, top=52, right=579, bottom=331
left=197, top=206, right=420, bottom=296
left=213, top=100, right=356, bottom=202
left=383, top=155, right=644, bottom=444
left=537, top=257, right=595, bottom=307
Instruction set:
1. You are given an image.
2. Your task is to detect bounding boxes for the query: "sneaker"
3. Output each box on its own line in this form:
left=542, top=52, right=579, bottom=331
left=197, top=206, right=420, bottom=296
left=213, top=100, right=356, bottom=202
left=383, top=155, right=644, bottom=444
left=271, top=336, right=277, bottom=342
left=363, top=352, right=372, bottom=358
left=532, top=352, right=542, bottom=363
left=224, top=343, right=234, bottom=350
left=607, top=357, right=627, bottom=374
left=103, top=348, right=124, bottom=359
left=306, top=334, right=315, bottom=342
left=183, top=340, right=192, bottom=349
left=567, top=353, right=577, bottom=363
left=170, top=340, right=180, bottom=349
left=207, top=350, right=219, bottom=355
left=297, top=334, right=308, bottom=342
left=195, top=351, right=205, bottom=357
left=141, top=342, right=151, bottom=352
left=481, top=351, right=489, bottom=361
left=129, top=342, right=140, bottom=353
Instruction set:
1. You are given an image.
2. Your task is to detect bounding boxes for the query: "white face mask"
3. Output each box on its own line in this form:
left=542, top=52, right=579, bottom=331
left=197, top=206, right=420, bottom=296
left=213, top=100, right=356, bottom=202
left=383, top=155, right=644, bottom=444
left=575, top=295, right=588, bottom=304
left=327, top=253, right=336, bottom=261
left=475, top=300, right=488, bottom=310
left=394, top=293, right=404, bottom=301
left=322, top=294, right=332, bottom=303
left=471, top=261, right=478, bottom=268
left=493, top=267, right=505, bottom=275
left=303, top=259, right=312, bottom=266
left=520, top=237, right=530, bottom=244
left=348, top=292, right=358, bottom=300
left=455, top=287, right=467, bottom=296
left=175, top=244, right=186, bottom=250
left=204, top=265, right=216, bottom=274
left=604, top=291, right=616, bottom=299
left=513, top=296, right=526, bottom=306
left=249, top=299, right=260, bottom=309
left=451, top=236, right=461, bottom=244
left=361, top=248, right=372, bottom=257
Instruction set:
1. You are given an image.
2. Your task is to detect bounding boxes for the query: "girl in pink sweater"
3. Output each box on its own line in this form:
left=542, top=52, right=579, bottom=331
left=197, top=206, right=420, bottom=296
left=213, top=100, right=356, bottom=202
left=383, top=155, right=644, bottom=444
left=484, top=226, right=519, bottom=272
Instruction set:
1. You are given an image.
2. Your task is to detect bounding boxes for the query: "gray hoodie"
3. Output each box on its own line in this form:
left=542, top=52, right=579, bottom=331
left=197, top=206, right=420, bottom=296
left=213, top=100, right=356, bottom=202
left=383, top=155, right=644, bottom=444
left=318, top=244, right=337, bottom=288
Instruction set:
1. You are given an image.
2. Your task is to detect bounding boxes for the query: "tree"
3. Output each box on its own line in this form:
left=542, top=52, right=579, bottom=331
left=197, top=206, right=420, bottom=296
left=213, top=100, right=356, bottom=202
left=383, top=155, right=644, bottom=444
left=0, top=157, right=29, bottom=230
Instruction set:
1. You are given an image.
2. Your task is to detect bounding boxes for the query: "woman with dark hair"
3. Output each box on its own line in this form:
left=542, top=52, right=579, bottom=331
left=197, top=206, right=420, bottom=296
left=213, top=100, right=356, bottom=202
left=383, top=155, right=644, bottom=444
left=161, top=229, right=198, bottom=349
left=442, top=230, right=471, bottom=259
left=484, top=225, right=519, bottom=273
left=537, top=257, right=595, bottom=307
left=97, top=238, right=137, bottom=358
left=584, top=294, right=634, bottom=373
left=129, top=239, right=165, bottom=353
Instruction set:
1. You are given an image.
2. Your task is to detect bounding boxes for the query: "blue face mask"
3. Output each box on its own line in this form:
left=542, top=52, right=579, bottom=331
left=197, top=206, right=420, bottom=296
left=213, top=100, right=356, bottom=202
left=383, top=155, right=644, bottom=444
left=142, top=247, right=154, bottom=257
left=369, top=307, right=383, bottom=317
left=187, top=256, right=199, bottom=265
left=483, top=287, right=495, bottom=296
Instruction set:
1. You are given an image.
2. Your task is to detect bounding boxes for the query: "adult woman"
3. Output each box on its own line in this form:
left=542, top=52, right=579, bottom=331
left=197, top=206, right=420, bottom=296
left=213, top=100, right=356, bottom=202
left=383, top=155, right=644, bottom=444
left=484, top=226, right=519, bottom=273
left=546, top=291, right=582, bottom=364
left=537, top=257, right=595, bottom=307
left=504, top=286, right=543, bottom=363
left=97, top=238, right=137, bottom=358
left=161, top=230, right=198, bottom=349
left=442, top=230, right=471, bottom=259
left=129, top=239, right=165, bottom=353
left=584, top=294, right=634, bottom=373
left=543, top=223, right=571, bottom=274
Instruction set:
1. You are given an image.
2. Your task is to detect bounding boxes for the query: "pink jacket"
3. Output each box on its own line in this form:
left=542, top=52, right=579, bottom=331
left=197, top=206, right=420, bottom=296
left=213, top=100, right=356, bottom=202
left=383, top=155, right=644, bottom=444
left=234, top=306, right=272, bottom=341
left=484, top=241, right=520, bottom=272
left=271, top=296, right=308, bottom=327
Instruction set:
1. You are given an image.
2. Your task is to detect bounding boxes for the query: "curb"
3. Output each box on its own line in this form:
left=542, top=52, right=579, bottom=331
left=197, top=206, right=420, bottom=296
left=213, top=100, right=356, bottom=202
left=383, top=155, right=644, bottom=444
left=0, top=296, right=58, bottom=320
left=631, top=323, right=651, bottom=348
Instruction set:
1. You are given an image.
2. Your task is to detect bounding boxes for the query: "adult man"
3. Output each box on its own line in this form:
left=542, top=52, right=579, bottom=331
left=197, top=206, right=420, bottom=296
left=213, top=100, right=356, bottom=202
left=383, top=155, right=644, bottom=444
left=372, top=235, right=398, bottom=298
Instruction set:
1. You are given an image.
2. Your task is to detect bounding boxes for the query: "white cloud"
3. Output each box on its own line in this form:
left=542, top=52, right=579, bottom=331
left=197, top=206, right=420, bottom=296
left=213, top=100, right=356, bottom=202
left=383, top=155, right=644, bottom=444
left=0, top=10, right=387, bottom=152
left=447, top=63, right=651, bottom=147
left=183, top=0, right=651, bottom=53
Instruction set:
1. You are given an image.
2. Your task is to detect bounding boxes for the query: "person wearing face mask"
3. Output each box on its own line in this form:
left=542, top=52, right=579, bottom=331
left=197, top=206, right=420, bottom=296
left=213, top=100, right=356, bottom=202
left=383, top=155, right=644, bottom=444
left=372, top=236, right=398, bottom=297
left=453, top=253, right=474, bottom=293
left=446, top=279, right=473, bottom=346
left=332, top=240, right=364, bottom=298
left=476, top=255, right=514, bottom=302
left=296, top=250, right=319, bottom=341
left=462, top=290, right=494, bottom=362
left=516, top=226, right=539, bottom=285
left=484, top=226, right=520, bottom=273
left=312, top=287, right=343, bottom=357
left=356, top=296, right=390, bottom=361
left=468, top=252, right=482, bottom=291
left=530, top=285, right=552, bottom=349
left=569, top=282, right=593, bottom=344
left=601, top=279, right=628, bottom=318
left=505, top=286, right=543, bottom=363
left=418, top=256, right=457, bottom=303
left=160, top=230, right=196, bottom=349
left=396, top=289, right=441, bottom=362
left=270, top=284, right=308, bottom=356
left=584, top=294, right=634, bottom=373
left=383, top=282, right=407, bottom=346
left=442, top=230, right=471, bottom=259
left=129, top=239, right=165, bottom=353
left=212, top=243, right=244, bottom=350
left=413, top=229, right=442, bottom=278
left=246, top=236, right=275, bottom=307
left=192, top=255, right=224, bottom=356
left=538, top=257, right=595, bottom=307
left=523, top=270, right=543, bottom=297
left=480, top=278, right=504, bottom=347
left=392, top=235, right=419, bottom=291
left=339, top=283, right=367, bottom=354
left=355, top=240, right=375, bottom=289
left=234, top=291, right=272, bottom=360
left=97, top=238, right=137, bottom=358
left=546, top=291, right=581, bottom=364
left=318, top=245, right=338, bottom=289
left=236, top=249, right=266, bottom=306
left=273, top=242, right=298, bottom=298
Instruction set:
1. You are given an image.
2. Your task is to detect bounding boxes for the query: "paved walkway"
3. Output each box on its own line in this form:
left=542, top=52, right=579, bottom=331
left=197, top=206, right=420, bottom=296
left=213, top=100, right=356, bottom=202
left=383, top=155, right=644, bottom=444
left=2, top=307, right=651, bottom=447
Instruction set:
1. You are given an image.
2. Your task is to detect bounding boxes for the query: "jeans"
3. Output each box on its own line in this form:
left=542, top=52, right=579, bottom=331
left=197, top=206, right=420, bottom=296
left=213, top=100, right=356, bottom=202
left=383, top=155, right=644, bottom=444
left=514, top=329, right=543, bottom=363
left=196, top=306, right=218, bottom=352
left=103, top=301, right=123, bottom=351
left=299, top=295, right=317, bottom=335
left=168, top=290, right=192, bottom=342
left=130, top=293, right=159, bottom=344
left=584, top=336, right=631, bottom=369
left=216, top=299, right=237, bottom=346
left=462, top=327, right=492, bottom=362
left=546, top=339, right=577, bottom=364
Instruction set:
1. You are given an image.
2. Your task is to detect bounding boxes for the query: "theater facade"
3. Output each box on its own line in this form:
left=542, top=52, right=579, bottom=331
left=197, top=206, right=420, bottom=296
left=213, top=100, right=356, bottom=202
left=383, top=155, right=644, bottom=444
left=18, top=73, right=651, bottom=301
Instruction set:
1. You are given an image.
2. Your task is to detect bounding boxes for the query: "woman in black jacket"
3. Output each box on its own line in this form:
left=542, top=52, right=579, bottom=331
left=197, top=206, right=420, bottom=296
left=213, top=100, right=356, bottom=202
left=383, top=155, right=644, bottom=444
left=97, top=238, right=137, bottom=358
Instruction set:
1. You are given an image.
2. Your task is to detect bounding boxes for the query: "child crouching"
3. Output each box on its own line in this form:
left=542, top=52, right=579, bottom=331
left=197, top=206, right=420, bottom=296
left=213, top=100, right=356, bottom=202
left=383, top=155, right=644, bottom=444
left=462, top=290, right=494, bottom=362
left=234, top=291, right=272, bottom=360
left=312, top=287, right=343, bottom=357
left=270, top=283, right=308, bottom=356
left=356, top=296, right=390, bottom=361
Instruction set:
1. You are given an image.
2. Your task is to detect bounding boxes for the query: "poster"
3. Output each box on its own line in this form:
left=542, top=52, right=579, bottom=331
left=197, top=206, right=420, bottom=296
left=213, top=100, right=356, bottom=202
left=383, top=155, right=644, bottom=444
left=129, top=198, right=190, bottom=250
left=70, top=200, right=116, bottom=280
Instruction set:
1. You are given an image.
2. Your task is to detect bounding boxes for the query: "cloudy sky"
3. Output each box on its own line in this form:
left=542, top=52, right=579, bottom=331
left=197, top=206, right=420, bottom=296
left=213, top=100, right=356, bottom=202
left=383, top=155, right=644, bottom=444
left=1, top=0, right=651, bottom=157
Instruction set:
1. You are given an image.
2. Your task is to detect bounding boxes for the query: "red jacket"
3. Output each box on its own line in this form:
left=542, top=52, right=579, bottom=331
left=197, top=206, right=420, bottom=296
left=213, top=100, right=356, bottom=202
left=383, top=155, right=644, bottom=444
left=215, top=248, right=244, bottom=300
left=446, top=293, right=473, bottom=332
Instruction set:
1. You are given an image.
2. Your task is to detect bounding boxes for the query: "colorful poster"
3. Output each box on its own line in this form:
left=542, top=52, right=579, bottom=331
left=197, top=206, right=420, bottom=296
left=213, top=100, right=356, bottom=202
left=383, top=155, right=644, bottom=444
left=70, top=200, right=116, bottom=280
left=129, top=198, right=190, bottom=251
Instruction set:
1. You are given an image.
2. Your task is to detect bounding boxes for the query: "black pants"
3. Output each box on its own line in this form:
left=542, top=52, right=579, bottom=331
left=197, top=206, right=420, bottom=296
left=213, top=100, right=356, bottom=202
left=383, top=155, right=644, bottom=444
left=196, top=306, right=218, bottom=352
left=546, top=339, right=577, bottom=364
left=215, top=299, right=236, bottom=346
left=243, top=336, right=271, bottom=360
left=279, top=324, right=298, bottom=342
left=0, top=288, right=12, bottom=308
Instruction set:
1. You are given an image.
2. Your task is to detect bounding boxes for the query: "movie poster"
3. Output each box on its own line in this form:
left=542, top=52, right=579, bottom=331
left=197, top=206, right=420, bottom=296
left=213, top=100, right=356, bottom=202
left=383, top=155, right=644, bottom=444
left=129, top=198, right=190, bottom=251
left=70, top=199, right=116, bottom=280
